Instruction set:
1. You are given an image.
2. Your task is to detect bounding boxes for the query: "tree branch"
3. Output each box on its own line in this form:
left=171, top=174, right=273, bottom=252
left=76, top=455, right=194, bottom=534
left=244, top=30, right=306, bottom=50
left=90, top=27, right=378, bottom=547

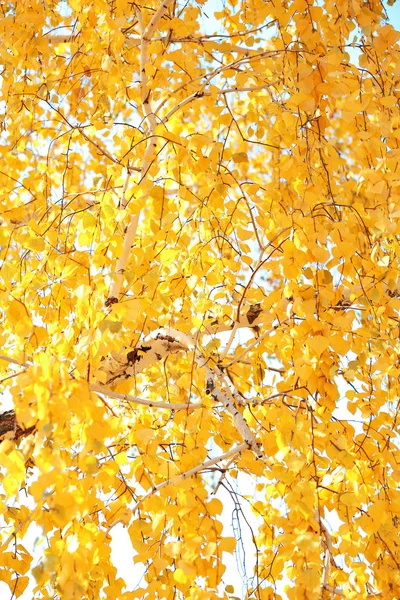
left=107, top=443, right=248, bottom=529
left=161, top=83, right=278, bottom=124
left=107, top=1, right=174, bottom=305
left=99, top=327, right=264, bottom=457
left=0, top=306, right=268, bottom=444
left=91, top=383, right=202, bottom=411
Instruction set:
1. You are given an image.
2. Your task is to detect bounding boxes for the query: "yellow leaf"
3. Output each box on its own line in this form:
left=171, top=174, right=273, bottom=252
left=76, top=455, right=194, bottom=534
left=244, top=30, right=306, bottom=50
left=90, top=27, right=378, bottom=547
left=306, top=336, right=329, bottom=357
left=220, top=537, right=236, bottom=552
left=11, top=575, right=29, bottom=598
left=232, top=152, right=248, bottom=163
left=173, top=567, right=188, bottom=584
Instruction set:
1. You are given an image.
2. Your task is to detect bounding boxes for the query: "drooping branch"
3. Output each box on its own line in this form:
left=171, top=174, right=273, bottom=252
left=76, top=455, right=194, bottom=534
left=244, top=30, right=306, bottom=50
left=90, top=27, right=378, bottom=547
left=99, top=328, right=195, bottom=384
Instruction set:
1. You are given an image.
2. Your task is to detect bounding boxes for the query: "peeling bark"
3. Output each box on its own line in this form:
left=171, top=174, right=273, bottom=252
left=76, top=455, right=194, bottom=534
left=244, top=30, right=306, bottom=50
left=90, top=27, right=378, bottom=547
left=0, top=410, right=35, bottom=443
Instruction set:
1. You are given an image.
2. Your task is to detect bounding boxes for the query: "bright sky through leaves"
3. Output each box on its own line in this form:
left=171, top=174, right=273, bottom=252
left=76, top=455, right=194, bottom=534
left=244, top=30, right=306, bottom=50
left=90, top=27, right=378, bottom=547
left=1, top=0, right=400, bottom=599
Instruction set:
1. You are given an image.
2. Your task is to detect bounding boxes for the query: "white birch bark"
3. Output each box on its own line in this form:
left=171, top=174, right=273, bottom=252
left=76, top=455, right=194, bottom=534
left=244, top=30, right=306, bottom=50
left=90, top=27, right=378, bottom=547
left=99, top=326, right=263, bottom=458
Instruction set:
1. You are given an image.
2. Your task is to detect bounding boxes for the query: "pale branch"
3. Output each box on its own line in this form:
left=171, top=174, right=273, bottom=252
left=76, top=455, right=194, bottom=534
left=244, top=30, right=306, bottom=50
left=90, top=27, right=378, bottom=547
left=90, top=384, right=202, bottom=411
left=107, top=2, right=174, bottom=305
left=204, top=363, right=263, bottom=458
left=137, top=11, right=156, bottom=132
left=107, top=443, right=248, bottom=530
left=212, top=453, right=238, bottom=495
left=105, top=168, right=136, bottom=304
left=0, top=304, right=264, bottom=442
left=219, top=322, right=239, bottom=360
left=117, top=170, right=133, bottom=211
left=106, top=212, right=139, bottom=304
left=161, top=83, right=277, bottom=124
left=99, top=327, right=192, bottom=384
left=135, top=3, right=171, bottom=176
left=99, top=327, right=264, bottom=458
left=142, top=0, right=174, bottom=42
left=223, top=322, right=284, bottom=368
left=100, top=304, right=265, bottom=384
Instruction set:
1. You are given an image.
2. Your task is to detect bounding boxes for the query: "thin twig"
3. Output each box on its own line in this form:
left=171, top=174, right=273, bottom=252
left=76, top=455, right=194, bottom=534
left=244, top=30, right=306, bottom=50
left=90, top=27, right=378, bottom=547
left=223, top=322, right=285, bottom=368
left=0, top=355, right=30, bottom=368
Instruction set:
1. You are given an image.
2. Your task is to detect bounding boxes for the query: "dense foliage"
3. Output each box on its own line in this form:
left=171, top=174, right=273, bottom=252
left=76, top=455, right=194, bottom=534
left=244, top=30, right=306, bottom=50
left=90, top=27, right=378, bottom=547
left=0, top=0, right=400, bottom=598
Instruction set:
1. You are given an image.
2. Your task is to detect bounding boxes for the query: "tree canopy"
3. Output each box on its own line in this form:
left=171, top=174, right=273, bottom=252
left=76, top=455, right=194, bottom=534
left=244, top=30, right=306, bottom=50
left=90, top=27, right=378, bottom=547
left=0, top=0, right=400, bottom=598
